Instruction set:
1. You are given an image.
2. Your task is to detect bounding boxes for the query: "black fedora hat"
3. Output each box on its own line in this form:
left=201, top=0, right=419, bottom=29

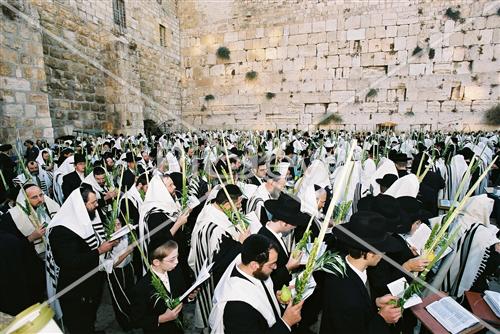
left=397, top=196, right=433, bottom=227
left=392, top=153, right=411, bottom=163
left=332, top=211, right=402, bottom=253
left=0, top=144, right=12, bottom=152
left=376, top=174, right=398, bottom=188
left=264, top=193, right=310, bottom=227
left=72, top=153, right=86, bottom=164
left=122, top=152, right=142, bottom=163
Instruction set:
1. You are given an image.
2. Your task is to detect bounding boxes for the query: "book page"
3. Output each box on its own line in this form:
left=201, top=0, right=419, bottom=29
left=179, top=259, right=214, bottom=301
left=405, top=224, right=431, bottom=254
left=426, top=297, right=478, bottom=334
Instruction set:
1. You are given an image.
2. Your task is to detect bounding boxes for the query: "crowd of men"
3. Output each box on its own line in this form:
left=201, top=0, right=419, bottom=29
left=0, top=129, right=499, bottom=334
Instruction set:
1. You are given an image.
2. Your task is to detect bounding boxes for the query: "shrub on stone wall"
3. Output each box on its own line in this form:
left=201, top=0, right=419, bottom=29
left=205, top=94, right=215, bottom=101
left=216, top=46, right=231, bottom=60
left=318, top=113, right=343, bottom=125
left=484, top=104, right=500, bottom=125
left=265, top=92, right=276, bottom=99
left=365, top=88, right=378, bottom=100
left=445, top=8, right=461, bottom=21
left=245, top=71, right=258, bottom=80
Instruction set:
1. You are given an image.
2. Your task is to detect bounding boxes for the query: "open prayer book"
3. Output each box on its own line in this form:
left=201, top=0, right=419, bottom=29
left=404, top=224, right=431, bottom=255
left=387, top=277, right=422, bottom=309
left=426, top=296, right=479, bottom=334
left=179, top=260, right=214, bottom=301
left=484, top=290, right=500, bottom=318
left=109, top=224, right=136, bottom=242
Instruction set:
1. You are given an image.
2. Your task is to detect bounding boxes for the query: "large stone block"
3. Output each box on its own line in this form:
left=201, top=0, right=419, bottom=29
left=346, top=29, right=365, bottom=41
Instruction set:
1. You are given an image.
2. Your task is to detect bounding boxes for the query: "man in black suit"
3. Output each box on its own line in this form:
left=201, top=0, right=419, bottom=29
left=62, top=153, right=86, bottom=200
left=211, top=234, right=303, bottom=334
left=248, top=155, right=268, bottom=186
left=48, top=186, right=118, bottom=333
left=321, top=211, right=403, bottom=334
left=260, top=193, right=309, bottom=291
left=24, top=139, right=39, bottom=162
left=122, top=152, right=142, bottom=191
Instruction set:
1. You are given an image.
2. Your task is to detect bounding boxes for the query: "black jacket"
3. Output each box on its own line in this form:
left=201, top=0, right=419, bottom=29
left=223, top=268, right=290, bottom=334
left=320, top=265, right=391, bottom=334
left=248, top=175, right=263, bottom=186
left=122, top=168, right=136, bottom=192
left=48, top=225, right=104, bottom=301
left=258, top=227, right=291, bottom=292
left=62, top=171, right=83, bottom=200
left=129, top=269, right=186, bottom=334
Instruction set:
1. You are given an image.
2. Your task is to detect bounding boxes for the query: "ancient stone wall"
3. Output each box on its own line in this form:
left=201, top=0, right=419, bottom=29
left=0, top=0, right=53, bottom=143
left=179, top=0, right=500, bottom=131
left=0, top=0, right=181, bottom=142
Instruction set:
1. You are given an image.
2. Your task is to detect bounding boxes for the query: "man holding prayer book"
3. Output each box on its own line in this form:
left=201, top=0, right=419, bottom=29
left=321, top=211, right=403, bottom=334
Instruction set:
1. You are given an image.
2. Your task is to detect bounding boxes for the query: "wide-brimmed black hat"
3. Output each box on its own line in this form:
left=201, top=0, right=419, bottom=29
left=122, top=152, right=142, bottom=163
left=264, top=193, right=310, bottom=226
left=72, top=153, right=86, bottom=164
left=332, top=211, right=402, bottom=253
left=376, top=174, right=398, bottom=188
left=229, top=147, right=244, bottom=157
left=391, top=153, right=411, bottom=163
left=0, top=144, right=12, bottom=152
left=397, top=196, right=433, bottom=227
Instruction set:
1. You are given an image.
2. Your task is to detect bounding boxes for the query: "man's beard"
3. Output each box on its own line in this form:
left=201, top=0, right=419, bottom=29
left=88, top=209, right=97, bottom=220
left=31, top=170, right=39, bottom=176
left=269, top=187, right=281, bottom=199
left=253, top=266, right=270, bottom=281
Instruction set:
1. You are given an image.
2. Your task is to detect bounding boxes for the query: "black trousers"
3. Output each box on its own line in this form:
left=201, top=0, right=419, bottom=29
left=60, top=295, right=101, bottom=334
left=108, top=263, right=135, bottom=331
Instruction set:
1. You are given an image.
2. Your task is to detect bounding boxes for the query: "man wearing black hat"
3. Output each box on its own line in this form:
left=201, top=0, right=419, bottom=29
left=62, top=153, right=86, bottom=200
left=321, top=211, right=403, bottom=334
left=122, top=152, right=144, bottom=192
left=357, top=174, right=398, bottom=211
left=391, top=153, right=411, bottom=178
left=260, top=193, right=309, bottom=291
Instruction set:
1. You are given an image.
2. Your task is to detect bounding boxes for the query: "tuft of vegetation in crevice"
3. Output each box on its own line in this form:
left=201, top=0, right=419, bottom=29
left=204, top=94, right=215, bottom=101
left=445, top=8, right=461, bottom=21
left=318, top=113, right=343, bottom=126
left=245, top=70, right=258, bottom=80
left=216, top=46, right=231, bottom=60
left=412, top=45, right=423, bottom=56
left=484, top=104, right=500, bottom=125
left=366, top=88, right=378, bottom=100
left=265, top=92, right=276, bottom=100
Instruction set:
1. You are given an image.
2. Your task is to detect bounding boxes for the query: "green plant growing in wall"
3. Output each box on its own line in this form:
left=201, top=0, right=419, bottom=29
left=201, top=105, right=207, bottom=111
left=318, top=113, right=343, bottom=126
left=246, top=71, right=258, bottom=80
left=445, top=8, right=461, bottom=21
left=205, top=94, right=215, bottom=101
left=365, top=88, right=378, bottom=100
left=428, top=48, right=435, bottom=59
left=216, top=46, right=231, bottom=60
left=412, top=45, right=423, bottom=56
left=265, top=92, right=276, bottom=100
left=484, top=104, right=500, bottom=125
left=405, top=111, right=415, bottom=116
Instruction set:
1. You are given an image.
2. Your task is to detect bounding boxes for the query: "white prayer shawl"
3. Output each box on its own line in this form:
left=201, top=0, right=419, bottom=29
left=209, top=255, right=279, bottom=333
left=35, top=148, right=52, bottom=168
left=435, top=158, right=448, bottom=200
left=369, top=158, right=398, bottom=197
left=13, top=169, right=52, bottom=196
left=188, top=203, right=240, bottom=328
left=430, top=195, right=499, bottom=298
left=385, top=174, right=419, bottom=198
left=138, top=174, right=180, bottom=265
left=53, top=155, right=75, bottom=204
left=45, top=188, right=112, bottom=319
left=298, top=182, right=318, bottom=216
left=246, top=183, right=271, bottom=222
left=82, top=172, right=105, bottom=200
left=164, top=151, right=180, bottom=173
left=296, top=160, right=330, bottom=198
left=360, top=158, right=376, bottom=196
left=446, top=155, right=470, bottom=201
left=331, top=161, right=362, bottom=219
left=122, top=184, right=144, bottom=211
left=8, top=191, right=60, bottom=254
